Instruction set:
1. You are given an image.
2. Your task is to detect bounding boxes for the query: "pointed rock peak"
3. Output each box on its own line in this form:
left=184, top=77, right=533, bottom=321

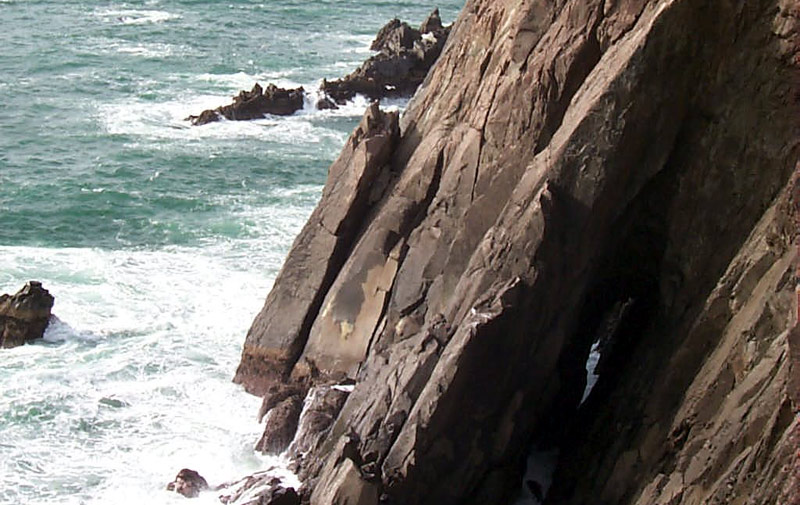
left=420, top=8, right=443, bottom=34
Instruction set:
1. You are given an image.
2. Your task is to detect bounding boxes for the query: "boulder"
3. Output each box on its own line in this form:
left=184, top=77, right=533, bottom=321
left=0, top=281, right=54, bottom=348
left=188, top=83, right=304, bottom=126
left=166, top=469, right=209, bottom=498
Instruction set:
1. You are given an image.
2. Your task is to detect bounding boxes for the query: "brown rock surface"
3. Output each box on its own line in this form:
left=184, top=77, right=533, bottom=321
left=0, top=281, right=54, bottom=348
left=236, top=0, right=800, bottom=505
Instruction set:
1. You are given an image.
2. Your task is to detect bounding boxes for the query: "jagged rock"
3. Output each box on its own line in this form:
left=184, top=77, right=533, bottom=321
left=419, top=9, right=443, bottom=35
left=187, top=83, right=304, bottom=126
left=0, top=281, right=54, bottom=348
left=166, top=469, right=209, bottom=498
left=256, top=395, right=304, bottom=454
left=315, top=95, right=338, bottom=111
left=191, top=11, right=450, bottom=121
left=320, top=10, right=450, bottom=104
left=237, top=0, right=800, bottom=504
left=370, top=20, right=420, bottom=53
left=217, top=470, right=300, bottom=505
left=288, top=385, right=350, bottom=480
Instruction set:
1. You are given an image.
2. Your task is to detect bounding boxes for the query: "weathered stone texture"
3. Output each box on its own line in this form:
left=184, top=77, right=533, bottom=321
left=236, top=0, right=800, bottom=504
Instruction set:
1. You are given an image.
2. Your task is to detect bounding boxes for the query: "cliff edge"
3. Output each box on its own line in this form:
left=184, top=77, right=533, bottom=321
left=235, top=0, right=800, bottom=504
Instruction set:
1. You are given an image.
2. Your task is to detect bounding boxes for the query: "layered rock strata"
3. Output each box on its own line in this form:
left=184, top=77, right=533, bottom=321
left=236, top=0, right=800, bottom=504
left=0, top=281, right=54, bottom=348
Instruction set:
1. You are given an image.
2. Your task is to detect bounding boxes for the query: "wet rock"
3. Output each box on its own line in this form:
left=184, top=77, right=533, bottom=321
left=166, top=468, right=209, bottom=498
left=319, top=10, right=450, bottom=104
left=288, top=385, right=350, bottom=479
left=217, top=470, right=300, bottom=505
left=0, top=281, right=54, bottom=348
left=187, top=83, right=304, bottom=126
left=315, top=95, right=338, bottom=111
left=255, top=395, right=304, bottom=455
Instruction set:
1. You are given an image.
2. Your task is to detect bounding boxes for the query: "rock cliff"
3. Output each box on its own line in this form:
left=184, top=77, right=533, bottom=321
left=235, top=0, right=799, bottom=504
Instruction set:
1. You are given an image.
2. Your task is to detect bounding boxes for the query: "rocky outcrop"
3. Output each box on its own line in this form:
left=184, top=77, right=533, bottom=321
left=166, top=469, right=209, bottom=498
left=0, top=281, right=54, bottom=348
left=188, top=10, right=451, bottom=124
left=320, top=11, right=451, bottom=105
left=236, top=0, right=799, bottom=505
left=187, top=83, right=305, bottom=126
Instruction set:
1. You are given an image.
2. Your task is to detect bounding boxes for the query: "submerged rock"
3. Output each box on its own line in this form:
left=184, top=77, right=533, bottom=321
left=187, top=83, right=305, bottom=126
left=166, top=468, right=209, bottom=498
left=0, top=281, right=54, bottom=348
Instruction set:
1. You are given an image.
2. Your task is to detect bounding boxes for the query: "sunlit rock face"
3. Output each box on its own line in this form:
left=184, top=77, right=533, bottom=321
left=235, top=0, right=800, bottom=504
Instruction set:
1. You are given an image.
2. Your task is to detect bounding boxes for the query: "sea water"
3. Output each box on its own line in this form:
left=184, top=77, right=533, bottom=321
left=0, top=1, right=461, bottom=503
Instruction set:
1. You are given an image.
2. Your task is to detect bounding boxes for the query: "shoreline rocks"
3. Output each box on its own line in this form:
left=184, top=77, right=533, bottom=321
left=187, top=9, right=450, bottom=125
left=187, top=83, right=305, bottom=126
left=0, top=281, right=54, bottom=348
left=166, top=469, right=209, bottom=498
left=320, top=9, right=450, bottom=105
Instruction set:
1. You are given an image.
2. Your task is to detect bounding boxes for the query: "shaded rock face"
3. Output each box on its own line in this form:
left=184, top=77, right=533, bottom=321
left=287, top=386, right=350, bottom=481
left=236, top=1, right=800, bottom=505
left=188, top=83, right=305, bottom=126
left=321, top=11, right=451, bottom=105
left=166, top=469, right=209, bottom=498
left=255, top=395, right=304, bottom=455
left=0, top=281, right=54, bottom=348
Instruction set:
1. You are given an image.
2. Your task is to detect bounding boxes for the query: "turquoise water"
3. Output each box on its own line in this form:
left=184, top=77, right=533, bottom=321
left=0, top=1, right=461, bottom=503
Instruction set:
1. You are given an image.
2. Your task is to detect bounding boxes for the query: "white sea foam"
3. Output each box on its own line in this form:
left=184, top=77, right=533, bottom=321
left=96, top=89, right=361, bottom=146
left=97, top=8, right=181, bottom=25
left=0, top=241, right=297, bottom=504
left=116, top=43, right=175, bottom=58
left=194, top=71, right=302, bottom=92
